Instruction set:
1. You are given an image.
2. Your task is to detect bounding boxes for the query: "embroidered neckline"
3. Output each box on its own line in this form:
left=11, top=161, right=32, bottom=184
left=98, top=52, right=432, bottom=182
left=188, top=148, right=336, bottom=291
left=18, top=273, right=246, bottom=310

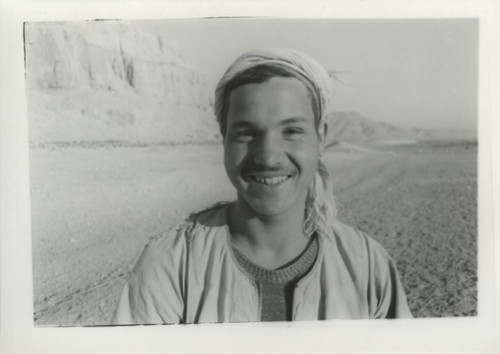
left=231, top=236, right=318, bottom=285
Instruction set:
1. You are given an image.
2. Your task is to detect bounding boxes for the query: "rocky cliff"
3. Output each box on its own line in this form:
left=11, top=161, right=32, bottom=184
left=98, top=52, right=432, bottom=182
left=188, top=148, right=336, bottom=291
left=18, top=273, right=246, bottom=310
left=25, top=21, right=220, bottom=143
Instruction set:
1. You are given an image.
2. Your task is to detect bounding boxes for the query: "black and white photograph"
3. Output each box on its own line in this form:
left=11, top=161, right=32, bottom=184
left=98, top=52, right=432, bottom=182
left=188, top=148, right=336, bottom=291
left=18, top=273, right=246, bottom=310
left=1, top=1, right=499, bottom=353
left=25, top=18, right=478, bottom=325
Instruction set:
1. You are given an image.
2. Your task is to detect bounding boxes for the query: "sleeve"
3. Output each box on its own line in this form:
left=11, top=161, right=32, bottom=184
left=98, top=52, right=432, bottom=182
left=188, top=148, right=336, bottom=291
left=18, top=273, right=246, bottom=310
left=111, top=224, right=190, bottom=325
left=366, top=237, right=413, bottom=319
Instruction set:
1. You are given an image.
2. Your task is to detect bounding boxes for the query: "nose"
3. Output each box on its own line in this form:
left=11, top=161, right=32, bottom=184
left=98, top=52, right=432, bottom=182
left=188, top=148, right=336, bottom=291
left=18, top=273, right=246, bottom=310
left=252, top=132, right=283, bottom=167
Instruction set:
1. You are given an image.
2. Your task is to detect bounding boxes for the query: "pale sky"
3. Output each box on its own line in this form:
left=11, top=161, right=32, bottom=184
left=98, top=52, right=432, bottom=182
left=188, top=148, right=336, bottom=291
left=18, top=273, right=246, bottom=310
left=142, top=18, right=477, bottom=130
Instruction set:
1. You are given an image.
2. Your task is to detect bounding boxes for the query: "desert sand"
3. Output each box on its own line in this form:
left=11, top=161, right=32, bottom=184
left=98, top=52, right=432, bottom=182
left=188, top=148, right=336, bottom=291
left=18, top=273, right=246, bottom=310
left=30, top=139, right=477, bottom=326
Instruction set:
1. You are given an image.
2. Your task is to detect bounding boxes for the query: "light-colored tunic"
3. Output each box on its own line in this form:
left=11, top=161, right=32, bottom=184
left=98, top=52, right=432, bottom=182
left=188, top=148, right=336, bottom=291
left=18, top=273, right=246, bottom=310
left=112, top=204, right=412, bottom=324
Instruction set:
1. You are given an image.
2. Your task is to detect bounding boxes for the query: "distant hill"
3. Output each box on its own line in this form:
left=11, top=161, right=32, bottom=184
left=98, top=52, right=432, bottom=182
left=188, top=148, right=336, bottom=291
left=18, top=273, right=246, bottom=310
left=325, top=112, right=476, bottom=142
left=325, top=111, right=432, bottom=143
left=426, top=128, right=477, bottom=140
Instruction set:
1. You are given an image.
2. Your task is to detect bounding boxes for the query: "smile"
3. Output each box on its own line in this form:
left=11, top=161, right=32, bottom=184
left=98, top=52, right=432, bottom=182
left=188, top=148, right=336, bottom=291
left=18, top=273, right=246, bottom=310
left=249, top=175, right=292, bottom=186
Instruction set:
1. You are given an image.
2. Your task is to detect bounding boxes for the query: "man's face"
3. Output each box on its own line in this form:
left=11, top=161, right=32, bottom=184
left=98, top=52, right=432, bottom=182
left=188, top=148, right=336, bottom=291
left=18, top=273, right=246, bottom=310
left=224, top=76, right=325, bottom=218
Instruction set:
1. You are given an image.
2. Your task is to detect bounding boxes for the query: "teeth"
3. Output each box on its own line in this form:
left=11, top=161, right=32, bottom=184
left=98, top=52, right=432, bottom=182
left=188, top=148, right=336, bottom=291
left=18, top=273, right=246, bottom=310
left=251, top=175, right=290, bottom=185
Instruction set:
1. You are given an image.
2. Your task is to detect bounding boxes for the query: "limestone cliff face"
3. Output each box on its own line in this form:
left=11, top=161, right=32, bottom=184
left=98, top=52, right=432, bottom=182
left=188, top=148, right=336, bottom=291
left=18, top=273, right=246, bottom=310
left=25, top=21, right=220, bottom=143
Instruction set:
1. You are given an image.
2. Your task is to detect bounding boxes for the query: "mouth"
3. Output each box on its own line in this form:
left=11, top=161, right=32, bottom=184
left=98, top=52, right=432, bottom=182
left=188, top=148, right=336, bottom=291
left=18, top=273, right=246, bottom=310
left=248, top=174, right=293, bottom=186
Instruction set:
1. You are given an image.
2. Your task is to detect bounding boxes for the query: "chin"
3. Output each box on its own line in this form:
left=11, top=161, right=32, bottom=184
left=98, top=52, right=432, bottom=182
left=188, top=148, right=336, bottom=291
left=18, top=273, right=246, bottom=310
left=249, top=203, right=286, bottom=217
left=241, top=195, right=300, bottom=218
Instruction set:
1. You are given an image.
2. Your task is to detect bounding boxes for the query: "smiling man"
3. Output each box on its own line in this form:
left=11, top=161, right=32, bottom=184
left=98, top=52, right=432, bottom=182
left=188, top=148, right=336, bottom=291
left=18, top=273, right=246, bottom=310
left=112, top=48, right=412, bottom=324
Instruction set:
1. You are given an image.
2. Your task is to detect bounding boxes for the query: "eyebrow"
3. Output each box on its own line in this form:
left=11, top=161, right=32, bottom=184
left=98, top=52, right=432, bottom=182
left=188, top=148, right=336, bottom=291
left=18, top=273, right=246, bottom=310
left=279, top=117, right=309, bottom=125
left=229, top=117, right=309, bottom=129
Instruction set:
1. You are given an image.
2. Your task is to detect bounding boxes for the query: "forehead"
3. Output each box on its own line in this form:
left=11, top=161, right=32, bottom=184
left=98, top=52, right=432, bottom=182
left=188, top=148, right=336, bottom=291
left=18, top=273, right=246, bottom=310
left=227, top=77, right=315, bottom=126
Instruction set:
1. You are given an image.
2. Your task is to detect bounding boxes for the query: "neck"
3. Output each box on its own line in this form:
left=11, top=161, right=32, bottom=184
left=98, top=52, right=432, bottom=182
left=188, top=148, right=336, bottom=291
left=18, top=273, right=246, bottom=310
left=228, top=197, right=308, bottom=266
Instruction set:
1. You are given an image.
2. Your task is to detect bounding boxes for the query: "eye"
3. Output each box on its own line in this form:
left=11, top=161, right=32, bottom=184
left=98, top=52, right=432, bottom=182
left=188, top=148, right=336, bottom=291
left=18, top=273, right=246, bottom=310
left=233, top=130, right=255, bottom=143
left=283, top=127, right=304, bottom=138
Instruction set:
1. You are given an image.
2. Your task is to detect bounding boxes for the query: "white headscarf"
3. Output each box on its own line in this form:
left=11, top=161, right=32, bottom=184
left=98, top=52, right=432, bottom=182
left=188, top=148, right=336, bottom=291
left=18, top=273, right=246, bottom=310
left=214, top=48, right=337, bottom=237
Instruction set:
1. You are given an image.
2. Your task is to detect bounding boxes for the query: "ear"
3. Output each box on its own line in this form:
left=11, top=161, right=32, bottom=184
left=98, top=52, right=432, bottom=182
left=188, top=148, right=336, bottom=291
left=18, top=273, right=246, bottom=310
left=318, top=123, right=328, bottom=155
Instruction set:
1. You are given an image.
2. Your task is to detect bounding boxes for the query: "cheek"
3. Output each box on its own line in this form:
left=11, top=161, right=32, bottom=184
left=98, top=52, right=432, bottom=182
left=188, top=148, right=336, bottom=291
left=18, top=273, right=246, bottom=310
left=294, top=141, right=321, bottom=178
left=224, top=143, right=247, bottom=180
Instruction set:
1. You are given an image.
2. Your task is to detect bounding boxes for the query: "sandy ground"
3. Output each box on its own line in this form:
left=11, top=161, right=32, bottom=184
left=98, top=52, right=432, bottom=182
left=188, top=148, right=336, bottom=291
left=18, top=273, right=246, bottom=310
left=30, top=140, right=477, bottom=325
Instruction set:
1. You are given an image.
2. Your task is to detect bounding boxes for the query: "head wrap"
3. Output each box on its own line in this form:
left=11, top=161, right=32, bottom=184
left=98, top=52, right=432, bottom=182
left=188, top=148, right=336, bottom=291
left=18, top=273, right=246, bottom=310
left=214, top=48, right=337, bottom=237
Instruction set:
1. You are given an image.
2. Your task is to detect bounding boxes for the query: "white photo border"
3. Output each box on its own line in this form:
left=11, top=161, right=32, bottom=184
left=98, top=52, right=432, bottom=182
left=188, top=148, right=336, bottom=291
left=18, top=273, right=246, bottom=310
left=1, top=1, right=498, bottom=353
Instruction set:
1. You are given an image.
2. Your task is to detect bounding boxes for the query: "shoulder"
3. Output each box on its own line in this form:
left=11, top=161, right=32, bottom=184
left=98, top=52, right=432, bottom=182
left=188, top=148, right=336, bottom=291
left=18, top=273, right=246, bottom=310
left=320, top=219, right=395, bottom=282
left=188, top=201, right=230, bottom=233
left=133, top=220, right=192, bottom=278
left=323, top=220, right=412, bottom=318
left=113, top=203, right=232, bottom=324
left=326, top=218, right=391, bottom=260
left=137, top=202, right=230, bottom=267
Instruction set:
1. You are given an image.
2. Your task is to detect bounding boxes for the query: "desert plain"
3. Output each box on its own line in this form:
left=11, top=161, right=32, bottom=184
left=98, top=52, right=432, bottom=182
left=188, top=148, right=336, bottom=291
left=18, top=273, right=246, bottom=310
left=30, top=138, right=477, bottom=325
